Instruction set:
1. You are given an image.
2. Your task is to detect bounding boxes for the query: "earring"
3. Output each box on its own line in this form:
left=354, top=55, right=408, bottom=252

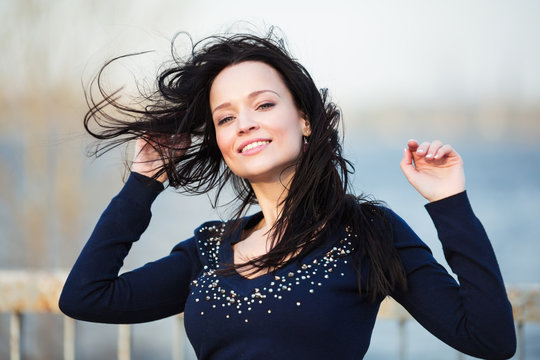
left=303, top=136, right=309, bottom=152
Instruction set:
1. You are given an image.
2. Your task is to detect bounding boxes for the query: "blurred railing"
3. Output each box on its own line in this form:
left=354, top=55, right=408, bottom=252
left=0, top=271, right=538, bottom=360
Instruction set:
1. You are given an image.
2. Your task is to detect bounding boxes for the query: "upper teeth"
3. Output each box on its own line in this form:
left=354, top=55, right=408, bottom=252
left=241, top=141, right=270, bottom=153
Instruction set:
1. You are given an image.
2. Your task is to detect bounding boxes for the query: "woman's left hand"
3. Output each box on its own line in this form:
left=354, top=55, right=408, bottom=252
left=400, top=139, right=466, bottom=202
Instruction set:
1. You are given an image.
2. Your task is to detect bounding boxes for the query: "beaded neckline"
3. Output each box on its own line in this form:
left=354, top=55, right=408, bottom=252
left=190, top=219, right=356, bottom=322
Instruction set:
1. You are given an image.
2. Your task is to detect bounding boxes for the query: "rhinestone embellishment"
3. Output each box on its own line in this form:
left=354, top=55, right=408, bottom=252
left=190, top=221, right=355, bottom=322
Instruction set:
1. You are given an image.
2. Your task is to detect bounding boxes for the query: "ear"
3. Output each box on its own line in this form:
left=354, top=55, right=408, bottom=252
left=300, top=113, right=311, bottom=137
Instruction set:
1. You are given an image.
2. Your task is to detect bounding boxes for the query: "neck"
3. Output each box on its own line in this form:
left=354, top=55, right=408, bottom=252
left=249, top=169, right=294, bottom=233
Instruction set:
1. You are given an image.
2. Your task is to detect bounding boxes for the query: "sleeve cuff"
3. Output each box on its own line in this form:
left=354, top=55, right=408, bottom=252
left=425, top=190, right=469, bottom=210
left=116, top=172, right=165, bottom=208
left=424, top=191, right=476, bottom=232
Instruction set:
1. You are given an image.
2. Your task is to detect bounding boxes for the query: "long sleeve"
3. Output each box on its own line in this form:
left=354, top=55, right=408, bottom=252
left=59, top=173, right=202, bottom=324
left=389, top=191, right=516, bottom=359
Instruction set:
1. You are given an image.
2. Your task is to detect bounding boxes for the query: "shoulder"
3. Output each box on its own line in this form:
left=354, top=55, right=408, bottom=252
left=194, top=220, right=228, bottom=239
left=349, top=197, right=431, bottom=252
left=373, top=205, right=437, bottom=276
left=168, top=220, right=227, bottom=256
left=166, top=220, right=228, bottom=274
left=191, top=217, right=253, bottom=270
left=187, top=213, right=259, bottom=269
left=379, top=206, right=430, bottom=249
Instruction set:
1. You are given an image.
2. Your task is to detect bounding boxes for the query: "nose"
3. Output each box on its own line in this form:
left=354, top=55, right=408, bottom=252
left=236, top=110, right=259, bottom=134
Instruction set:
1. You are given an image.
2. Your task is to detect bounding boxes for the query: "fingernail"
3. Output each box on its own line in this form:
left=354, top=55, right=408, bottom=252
left=426, top=154, right=433, bottom=159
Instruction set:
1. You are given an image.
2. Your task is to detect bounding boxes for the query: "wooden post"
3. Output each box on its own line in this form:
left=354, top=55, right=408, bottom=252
left=63, top=316, right=75, bottom=360
left=172, top=315, right=186, bottom=360
left=118, top=324, right=132, bottom=360
left=398, top=318, right=406, bottom=360
left=517, top=321, right=524, bottom=360
left=10, top=312, right=22, bottom=360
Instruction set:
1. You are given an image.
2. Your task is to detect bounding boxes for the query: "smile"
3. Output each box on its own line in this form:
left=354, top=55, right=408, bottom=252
left=240, top=140, right=271, bottom=154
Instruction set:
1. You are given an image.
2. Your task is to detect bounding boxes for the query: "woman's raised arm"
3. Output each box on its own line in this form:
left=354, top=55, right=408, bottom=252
left=59, top=136, right=200, bottom=324
left=390, top=140, right=516, bottom=358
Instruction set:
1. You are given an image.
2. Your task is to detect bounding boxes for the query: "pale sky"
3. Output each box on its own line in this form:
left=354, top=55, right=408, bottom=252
left=1, top=0, right=540, bottom=109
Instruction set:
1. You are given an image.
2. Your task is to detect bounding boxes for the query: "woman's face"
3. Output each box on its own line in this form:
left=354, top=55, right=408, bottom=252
left=210, top=61, right=310, bottom=183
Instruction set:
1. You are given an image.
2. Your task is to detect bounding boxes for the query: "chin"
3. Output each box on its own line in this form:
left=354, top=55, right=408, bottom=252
left=226, top=152, right=300, bottom=182
left=236, top=165, right=296, bottom=184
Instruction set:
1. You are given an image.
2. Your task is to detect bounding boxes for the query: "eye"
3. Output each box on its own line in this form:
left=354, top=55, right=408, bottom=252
left=257, top=102, right=275, bottom=110
left=217, top=116, right=234, bottom=126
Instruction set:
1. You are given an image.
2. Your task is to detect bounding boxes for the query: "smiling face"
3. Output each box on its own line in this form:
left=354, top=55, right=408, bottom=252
left=210, top=61, right=310, bottom=183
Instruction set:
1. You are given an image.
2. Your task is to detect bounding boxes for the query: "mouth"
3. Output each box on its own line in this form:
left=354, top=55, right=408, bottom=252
left=238, top=139, right=272, bottom=154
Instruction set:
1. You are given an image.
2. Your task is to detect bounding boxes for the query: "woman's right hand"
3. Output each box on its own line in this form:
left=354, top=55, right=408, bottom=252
left=399, top=139, right=465, bottom=202
left=132, top=134, right=190, bottom=183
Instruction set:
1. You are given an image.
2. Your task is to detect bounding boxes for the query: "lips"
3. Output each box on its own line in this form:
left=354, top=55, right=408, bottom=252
left=238, top=139, right=272, bottom=154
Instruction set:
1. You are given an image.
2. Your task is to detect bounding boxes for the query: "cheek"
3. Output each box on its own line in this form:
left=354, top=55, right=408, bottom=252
left=273, top=128, right=303, bottom=157
left=277, top=118, right=304, bottom=147
left=215, top=130, right=234, bottom=159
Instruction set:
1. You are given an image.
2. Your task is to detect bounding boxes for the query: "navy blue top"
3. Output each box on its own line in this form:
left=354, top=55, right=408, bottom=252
left=59, top=173, right=516, bottom=359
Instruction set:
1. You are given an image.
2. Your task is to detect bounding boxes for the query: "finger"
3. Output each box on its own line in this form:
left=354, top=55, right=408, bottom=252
left=168, top=133, right=191, bottom=156
left=407, top=139, right=419, bottom=152
left=425, top=140, right=443, bottom=160
left=401, top=146, right=412, bottom=166
left=400, top=147, right=417, bottom=181
left=415, top=141, right=431, bottom=155
left=177, top=133, right=191, bottom=150
left=434, top=144, right=453, bottom=159
left=155, top=133, right=190, bottom=150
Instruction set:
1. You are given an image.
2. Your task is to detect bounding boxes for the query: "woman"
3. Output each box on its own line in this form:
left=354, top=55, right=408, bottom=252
left=60, top=31, right=516, bottom=359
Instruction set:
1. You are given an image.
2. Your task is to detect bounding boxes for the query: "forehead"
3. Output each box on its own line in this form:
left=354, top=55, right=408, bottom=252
left=209, top=61, right=288, bottom=106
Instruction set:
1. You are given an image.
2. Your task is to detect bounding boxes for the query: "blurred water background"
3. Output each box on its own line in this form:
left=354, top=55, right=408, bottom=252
left=1, top=1, right=539, bottom=359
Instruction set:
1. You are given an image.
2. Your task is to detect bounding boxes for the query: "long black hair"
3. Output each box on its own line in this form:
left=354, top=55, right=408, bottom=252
left=84, top=29, right=406, bottom=302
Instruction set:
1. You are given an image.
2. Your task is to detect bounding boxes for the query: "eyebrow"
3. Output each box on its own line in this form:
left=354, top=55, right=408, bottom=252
left=212, top=89, right=280, bottom=115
